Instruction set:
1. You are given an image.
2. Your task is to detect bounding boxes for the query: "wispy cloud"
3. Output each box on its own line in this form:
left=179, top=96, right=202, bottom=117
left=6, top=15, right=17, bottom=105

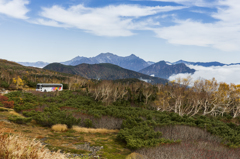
left=33, top=4, right=185, bottom=37
left=151, top=0, right=217, bottom=7
left=169, top=64, right=240, bottom=84
left=152, top=0, right=240, bottom=51
left=0, top=0, right=29, bottom=19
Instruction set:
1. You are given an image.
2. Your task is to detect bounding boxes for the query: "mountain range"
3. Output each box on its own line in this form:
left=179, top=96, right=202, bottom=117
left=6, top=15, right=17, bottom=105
left=18, top=53, right=240, bottom=81
left=62, top=53, right=150, bottom=72
left=18, top=53, right=240, bottom=70
left=139, top=61, right=195, bottom=79
left=44, top=63, right=169, bottom=84
left=17, top=53, right=195, bottom=79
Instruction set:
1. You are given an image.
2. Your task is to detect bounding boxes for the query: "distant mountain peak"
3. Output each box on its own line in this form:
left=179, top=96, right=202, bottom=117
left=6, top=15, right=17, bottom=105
left=156, top=61, right=167, bottom=65
left=61, top=53, right=149, bottom=72
left=129, top=54, right=137, bottom=57
left=97, top=52, right=115, bottom=56
left=139, top=61, right=195, bottom=79
left=175, top=60, right=188, bottom=63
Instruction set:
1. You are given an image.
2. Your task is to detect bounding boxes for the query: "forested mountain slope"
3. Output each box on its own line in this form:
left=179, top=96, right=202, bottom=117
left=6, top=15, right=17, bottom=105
left=44, top=63, right=169, bottom=84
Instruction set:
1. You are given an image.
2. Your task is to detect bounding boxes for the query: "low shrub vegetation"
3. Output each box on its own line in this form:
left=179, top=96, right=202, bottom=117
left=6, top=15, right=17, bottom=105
left=0, top=107, right=9, bottom=112
left=84, top=119, right=93, bottom=128
left=4, top=90, right=240, bottom=149
left=8, top=115, right=32, bottom=124
left=117, top=124, right=176, bottom=149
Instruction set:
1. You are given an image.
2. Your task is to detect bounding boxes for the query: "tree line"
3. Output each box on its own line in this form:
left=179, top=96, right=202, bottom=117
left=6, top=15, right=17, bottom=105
left=84, top=77, right=240, bottom=118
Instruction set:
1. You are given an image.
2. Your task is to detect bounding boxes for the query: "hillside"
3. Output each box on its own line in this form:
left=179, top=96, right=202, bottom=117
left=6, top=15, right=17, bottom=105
left=44, top=63, right=169, bottom=84
left=0, top=59, right=86, bottom=90
left=2, top=85, right=240, bottom=158
left=139, top=61, right=195, bottom=79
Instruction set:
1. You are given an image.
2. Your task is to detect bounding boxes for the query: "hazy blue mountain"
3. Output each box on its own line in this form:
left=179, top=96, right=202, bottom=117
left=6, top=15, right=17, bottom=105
left=229, top=63, right=240, bottom=66
left=61, top=53, right=150, bottom=72
left=147, top=61, right=155, bottom=65
left=139, top=61, right=195, bottom=79
left=172, top=60, right=226, bottom=67
left=18, top=61, right=49, bottom=68
left=61, top=56, right=86, bottom=65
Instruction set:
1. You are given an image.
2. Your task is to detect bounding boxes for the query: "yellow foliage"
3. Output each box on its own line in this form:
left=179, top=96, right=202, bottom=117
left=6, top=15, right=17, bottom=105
left=12, top=76, right=25, bottom=89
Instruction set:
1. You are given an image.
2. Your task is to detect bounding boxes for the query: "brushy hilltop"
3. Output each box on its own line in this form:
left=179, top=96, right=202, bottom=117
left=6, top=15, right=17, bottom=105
left=2, top=59, right=240, bottom=158
left=0, top=59, right=87, bottom=90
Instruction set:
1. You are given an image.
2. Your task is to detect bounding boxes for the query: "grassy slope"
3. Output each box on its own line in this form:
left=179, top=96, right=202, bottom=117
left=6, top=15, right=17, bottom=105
left=2, top=90, right=240, bottom=159
left=0, top=110, right=131, bottom=159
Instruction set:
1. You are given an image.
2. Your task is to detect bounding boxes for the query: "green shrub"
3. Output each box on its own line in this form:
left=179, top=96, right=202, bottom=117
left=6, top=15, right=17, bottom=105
left=8, top=115, right=32, bottom=124
left=121, top=117, right=144, bottom=129
left=117, top=124, right=172, bottom=149
left=0, top=81, right=9, bottom=88
left=63, top=84, right=69, bottom=89
left=32, top=111, right=81, bottom=128
left=25, top=81, right=37, bottom=88
left=84, top=119, right=93, bottom=128
left=0, top=107, right=8, bottom=111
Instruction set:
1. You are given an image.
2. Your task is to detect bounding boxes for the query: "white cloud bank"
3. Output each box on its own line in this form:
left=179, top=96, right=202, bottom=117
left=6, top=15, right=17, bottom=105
left=0, top=0, right=29, bottom=19
left=153, top=0, right=240, bottom=51
left=169, top=64, right=240, bottom=84
left=32, top=0, right=240, bottom=52
left=34, top=4, right=185, bottom=37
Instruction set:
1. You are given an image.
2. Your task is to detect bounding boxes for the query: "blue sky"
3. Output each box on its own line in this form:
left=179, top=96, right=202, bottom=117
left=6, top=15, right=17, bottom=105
left=0, top=0, right=240, bottom=63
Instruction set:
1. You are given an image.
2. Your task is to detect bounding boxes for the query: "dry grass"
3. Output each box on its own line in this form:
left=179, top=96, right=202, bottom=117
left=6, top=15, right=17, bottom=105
left=72, top=126, right=119, bottom=133
left=51, top=124, right=68, bottom=132
left=126, top=152, right=147, bottom=159
left=0, top=129, right=68, bottom=159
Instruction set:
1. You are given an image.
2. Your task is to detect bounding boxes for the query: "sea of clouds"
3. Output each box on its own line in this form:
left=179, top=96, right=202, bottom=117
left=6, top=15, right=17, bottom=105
left=169, top=64, right=240, bottom=84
